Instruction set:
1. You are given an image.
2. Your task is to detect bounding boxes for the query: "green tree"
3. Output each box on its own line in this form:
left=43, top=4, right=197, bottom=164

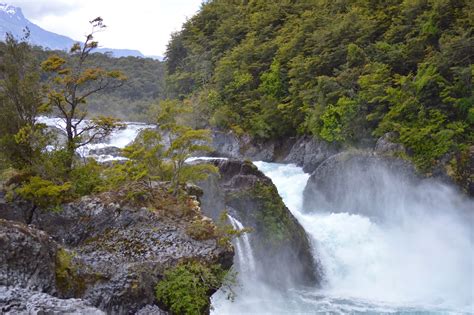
left=41, top=17, right=126, bottom=170
left=156, top=100, right=217, bottom=195
left=0, top=32, right=47, bottom=169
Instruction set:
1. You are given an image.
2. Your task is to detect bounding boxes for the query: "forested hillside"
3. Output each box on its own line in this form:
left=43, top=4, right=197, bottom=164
left=166, top=0, right=473, bottom=173
left=30, top=47, right=166, bottom=121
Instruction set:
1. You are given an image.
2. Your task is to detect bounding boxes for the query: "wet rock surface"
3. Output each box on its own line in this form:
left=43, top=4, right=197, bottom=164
left=0, top=192, right=232, bottom=314
left=375, top=132, right=406, bottom=156
left=0, top=286, right=104, bottom=315
left=199, top=159, right=320, bottom=287
left=282, top=136, right=339, bottom=173
left=0, top=220, right=57, bottom=293
left=303, top=151, right=419, bottom=219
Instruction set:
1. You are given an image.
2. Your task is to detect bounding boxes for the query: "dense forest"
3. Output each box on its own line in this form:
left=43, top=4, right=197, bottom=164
left=166, top=0, right=473, bottom=174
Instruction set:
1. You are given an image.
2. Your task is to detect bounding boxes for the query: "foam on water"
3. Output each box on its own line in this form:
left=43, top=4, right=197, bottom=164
left=38, top=116, right=152, bottom=161
left=212, top=161, right=473, bottom=314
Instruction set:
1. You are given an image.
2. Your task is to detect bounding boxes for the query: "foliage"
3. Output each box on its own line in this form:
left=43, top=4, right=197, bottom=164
left=155, top=99, right=218, bottom=195
left=16, top=176, right=71, bottom=210
left=186, top=217, right=216, bottom=241
left=155, top=261, right=233, bottom=315
left=0, top=32, right=48, bottom=169
left=69, top=159, right=104, bottom=196
left=27, top=45, right=165, bottom=122
left=166, top=0, right=473, bottom=174
left=187, top=211, right=251, bottom=247
left=41, top=17, right=126, bottom=169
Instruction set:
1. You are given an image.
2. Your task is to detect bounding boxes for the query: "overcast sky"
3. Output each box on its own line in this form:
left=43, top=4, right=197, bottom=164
left=8, top=0, right=204, bottom=56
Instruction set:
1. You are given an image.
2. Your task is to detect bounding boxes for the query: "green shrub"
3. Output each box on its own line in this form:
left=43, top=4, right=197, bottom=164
left=16, top=176, right=71, bottom=209
left=69, top=159, right=104, bottom=196
left=155, top=261, right=230, bottom=315
left=186, top=218, right=216, bottom=241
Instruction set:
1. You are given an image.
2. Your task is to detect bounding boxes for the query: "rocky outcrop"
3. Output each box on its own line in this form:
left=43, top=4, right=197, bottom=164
left=198, top=159, right=320, bottom=287
left=205, top=130, right=296, bottom=162
left=0, top=189, right=233, bottom=314
left=0, top=286, right=104, bottom=315
left=88, top=146, right=123, bottom=158
left=303, top=151, right=419, bottom=219
left=207, top=131, right=339, bottom=173
left=282, top=136, right=339, bottom=173
left=0, top=219, right=57, bottom=293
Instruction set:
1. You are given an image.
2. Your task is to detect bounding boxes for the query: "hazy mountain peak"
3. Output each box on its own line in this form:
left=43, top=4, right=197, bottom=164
left=0, top=3, right=20, bottom=16
left=0, top=2, right=146, bottom=58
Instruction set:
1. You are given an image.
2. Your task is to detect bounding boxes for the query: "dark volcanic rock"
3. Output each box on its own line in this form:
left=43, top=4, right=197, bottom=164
left=0, top=219, right=57, bottom=293
left=0, top=191, right=230, bottom=314
left=28, top=196, right=231, bottom=313
left=283, top=136, right=339, bottom=173
left=303, top=151, right=419, bottom=219
left=209, top=131, right=243, bottom=159
left=208, top=131, right=294, bottom=162
left=0, top=286, right=104, bottom=315
left=199, top=159, right=320, bottom=287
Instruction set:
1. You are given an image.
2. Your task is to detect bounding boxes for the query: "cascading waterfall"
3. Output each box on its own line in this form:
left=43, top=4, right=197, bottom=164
left=227, top=214, right=256, bottom=273
left=252, top=161, right=474, bottom=314
left=36, top=118, right=473, bottom=313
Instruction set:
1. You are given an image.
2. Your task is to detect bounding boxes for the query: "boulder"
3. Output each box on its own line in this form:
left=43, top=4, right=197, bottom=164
left=0, top=219, right=57, bottom=293
left=209, top=131, right=243, bottom=159
left=198, top=159, right=320, bottom=287
left=0, top=286, right=104, bottom=315
left=283, top=136, right=339, bottom=173
left=303, top=151, right=419, bottom=219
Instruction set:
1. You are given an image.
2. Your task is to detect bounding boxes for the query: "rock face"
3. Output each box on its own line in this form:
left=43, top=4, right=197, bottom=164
left=0, top=219, right=57, bottom=293
left=207, top=131, right=293, bottom=162
left=198, top=159, right=320, bottom=287
left=282, top=136, right=339, bottom=173
left=0, top=190, right=233, bottom=314
left=0, top=286, right=104, bottom=315
left=207, top=131, right=339, bottom=173
left=303, top=151, right=419, bottom=219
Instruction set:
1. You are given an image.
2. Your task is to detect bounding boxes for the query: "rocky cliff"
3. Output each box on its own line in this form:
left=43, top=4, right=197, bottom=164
left=198, top=159, right=320, bottom=287
left=0, top=187, right=233, bottom=314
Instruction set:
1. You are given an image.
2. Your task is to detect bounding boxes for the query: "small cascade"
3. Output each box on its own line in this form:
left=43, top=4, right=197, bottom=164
left=37, top=116, right=153, bottom=162
left=227, top=214, right=256, bottom=273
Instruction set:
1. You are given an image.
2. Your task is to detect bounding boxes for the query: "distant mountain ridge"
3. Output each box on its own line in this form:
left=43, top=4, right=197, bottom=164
left=0, top=2, right=144, bottom=58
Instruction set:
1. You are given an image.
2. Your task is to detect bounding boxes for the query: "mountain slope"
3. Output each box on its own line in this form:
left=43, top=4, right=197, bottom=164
left=0, top=3, right=144, bottom=57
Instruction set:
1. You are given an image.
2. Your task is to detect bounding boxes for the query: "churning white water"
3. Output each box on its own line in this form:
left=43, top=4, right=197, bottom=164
left=213, top=162, right=473, bottom=314
left=35, top=118, right=474, bottom=313
left=37, top=116, right=152, bottom=162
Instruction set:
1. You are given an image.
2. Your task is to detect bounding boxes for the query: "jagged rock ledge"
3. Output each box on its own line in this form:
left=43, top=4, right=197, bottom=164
left=197, top=159, right=321, bottom=287
left=0, top=186, right=233, bottom=314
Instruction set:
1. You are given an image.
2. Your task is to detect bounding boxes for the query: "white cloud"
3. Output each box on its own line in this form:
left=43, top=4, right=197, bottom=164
left=8, top=0, right=80, bottom=19
left=7, top=0, right=203, bottom=56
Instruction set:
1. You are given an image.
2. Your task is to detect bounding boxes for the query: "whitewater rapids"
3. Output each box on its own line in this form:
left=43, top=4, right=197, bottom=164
left=212, top=162, right=473, bottom=315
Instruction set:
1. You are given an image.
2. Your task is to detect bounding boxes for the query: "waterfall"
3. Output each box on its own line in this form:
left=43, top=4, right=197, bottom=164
left=227, top=214, right=256, bottom=273
left=253, top=161, right=474, bottom=314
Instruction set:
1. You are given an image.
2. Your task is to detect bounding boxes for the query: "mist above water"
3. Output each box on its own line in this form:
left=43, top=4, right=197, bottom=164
left=213, top=161, right=473, bottom=314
